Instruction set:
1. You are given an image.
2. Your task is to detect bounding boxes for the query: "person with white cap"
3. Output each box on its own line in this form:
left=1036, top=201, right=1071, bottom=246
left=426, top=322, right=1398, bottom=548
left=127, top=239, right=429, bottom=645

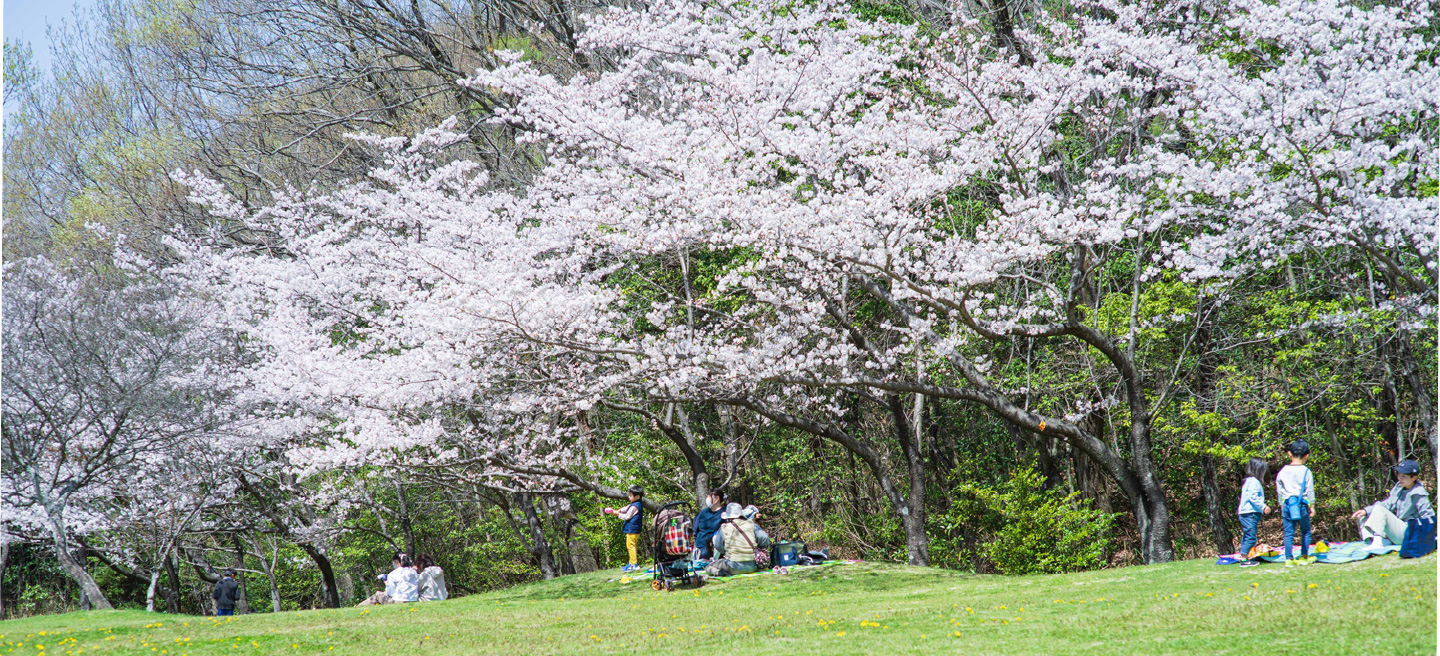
left=705, top=503, right=770, bottom=576
left=1351, top=459, right=1433, bottom=552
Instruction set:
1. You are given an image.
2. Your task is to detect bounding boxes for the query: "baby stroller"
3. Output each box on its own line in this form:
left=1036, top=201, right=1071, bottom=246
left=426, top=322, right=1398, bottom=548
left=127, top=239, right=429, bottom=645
left=651, top=501, right=705, bottom=591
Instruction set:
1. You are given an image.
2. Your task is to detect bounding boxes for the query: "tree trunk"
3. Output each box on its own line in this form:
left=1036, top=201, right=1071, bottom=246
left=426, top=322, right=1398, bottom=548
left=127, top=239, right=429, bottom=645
left=231, top=537, right=251, bottom=615
left=394, top=477, right=417, bottom=558
left=42, top=509, right=112, bottom=610
left=888, top=393, right=931, bottom=567
left=298, top=544, right=341, bottom=608
left=518, top=492, right=557, bottom=579
left=146, top=570, right=161, bottom=612
left=0, top=538, right=8, bottom=618
left=267, top=568, right=282, bottom=613
left=1129, top=428, right=1175, bottom=565
left=164, top=554, right=181, bottom=613
left=1201, top=454, right=1235, bottom=555
left=73, top=541, right=91, bottom=612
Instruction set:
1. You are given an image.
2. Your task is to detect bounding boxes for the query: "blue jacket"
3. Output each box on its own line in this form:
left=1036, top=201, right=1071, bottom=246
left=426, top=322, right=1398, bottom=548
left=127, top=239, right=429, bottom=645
left=1237, top=477, right=1266, bottom=515
left=694, top=506, right=724, bottom=557
left=622, top=501, right=644, bottom=534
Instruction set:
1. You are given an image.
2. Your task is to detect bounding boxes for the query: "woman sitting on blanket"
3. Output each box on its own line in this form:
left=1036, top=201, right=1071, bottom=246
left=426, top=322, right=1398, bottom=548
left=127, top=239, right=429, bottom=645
left=1351, top=459, right=1433, bottom=552
left=705, top=503, right=771, bottom=577
left=359, top=553, right=420, bottom=605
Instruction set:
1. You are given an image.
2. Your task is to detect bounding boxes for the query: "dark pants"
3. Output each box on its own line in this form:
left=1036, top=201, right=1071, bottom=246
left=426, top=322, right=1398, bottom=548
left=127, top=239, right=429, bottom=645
left=216, top=608, right=234, bottom=616
left=1238, top=512, right=1261, bottom=558
left=1283, top=509, right=1311, bottom=559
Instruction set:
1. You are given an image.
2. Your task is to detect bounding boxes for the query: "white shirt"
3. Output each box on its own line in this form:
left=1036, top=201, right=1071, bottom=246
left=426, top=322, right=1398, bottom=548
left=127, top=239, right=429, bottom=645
left=1275, top=465, right=1315, bottom=506
left=384, top=566, right=419, bottom=602
left=417, top=566, right=447, bottom=601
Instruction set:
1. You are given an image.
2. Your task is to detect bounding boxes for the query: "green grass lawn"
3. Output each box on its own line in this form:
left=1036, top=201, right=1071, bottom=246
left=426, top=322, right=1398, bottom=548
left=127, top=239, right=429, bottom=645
left=2, top=554, right=1434, bottom=656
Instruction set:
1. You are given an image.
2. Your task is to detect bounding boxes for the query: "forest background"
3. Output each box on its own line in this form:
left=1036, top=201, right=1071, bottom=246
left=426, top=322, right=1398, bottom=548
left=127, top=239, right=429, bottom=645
left=1, top=0, right=1435, bottom=617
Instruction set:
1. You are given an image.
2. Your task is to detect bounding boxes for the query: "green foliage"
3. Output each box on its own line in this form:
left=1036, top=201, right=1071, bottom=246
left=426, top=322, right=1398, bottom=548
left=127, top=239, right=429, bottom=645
left=948, top=468, right=1115, bottom=575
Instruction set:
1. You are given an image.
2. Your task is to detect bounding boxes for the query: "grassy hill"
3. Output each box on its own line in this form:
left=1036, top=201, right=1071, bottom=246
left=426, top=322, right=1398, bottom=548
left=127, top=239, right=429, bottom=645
left=1, top=554, right=1434, bottom=655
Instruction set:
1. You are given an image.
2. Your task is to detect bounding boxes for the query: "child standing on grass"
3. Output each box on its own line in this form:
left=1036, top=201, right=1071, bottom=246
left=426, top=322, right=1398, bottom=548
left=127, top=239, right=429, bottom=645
left=604, top=486, right=645, bottom=572
left=1275, top=441, right=1316, bottom=565
left=1235, top=458, right=1270, bottom=567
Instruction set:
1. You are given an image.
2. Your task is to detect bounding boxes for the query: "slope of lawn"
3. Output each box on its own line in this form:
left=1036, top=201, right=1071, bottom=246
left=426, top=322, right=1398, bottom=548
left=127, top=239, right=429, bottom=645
left=1, top=554, right=1434, bottom=656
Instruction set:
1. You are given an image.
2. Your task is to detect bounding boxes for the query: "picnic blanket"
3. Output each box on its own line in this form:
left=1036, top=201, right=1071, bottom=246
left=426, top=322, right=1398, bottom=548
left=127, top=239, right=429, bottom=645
left=1257, top=541, right=1332, bottom=563
left=618, top=558, right=850, bottom=584
left=1316, top=541, right=1400, bottom=564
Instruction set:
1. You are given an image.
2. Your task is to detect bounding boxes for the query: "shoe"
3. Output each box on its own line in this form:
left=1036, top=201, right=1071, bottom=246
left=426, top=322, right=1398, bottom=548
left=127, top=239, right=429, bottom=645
left=1295, top=556, right=1315, bottom=566
left=1283, top=558, right=1297, bottom=567
left=622, top=564, right=638, bottom=573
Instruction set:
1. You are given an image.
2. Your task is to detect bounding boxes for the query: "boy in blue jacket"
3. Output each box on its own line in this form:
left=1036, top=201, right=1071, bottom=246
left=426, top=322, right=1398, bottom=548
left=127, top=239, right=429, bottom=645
left=604, top=486, right=645, bottom=572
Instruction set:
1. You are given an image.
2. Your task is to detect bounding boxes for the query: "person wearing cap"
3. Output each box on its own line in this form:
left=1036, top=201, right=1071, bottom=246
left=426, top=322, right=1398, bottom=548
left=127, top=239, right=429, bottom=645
left=212, top=568, right=241, bottom=616
left=705, top=503, right=769, bottom=577
left=1350, top=459, right=1434, bottom=552
left=741, top=505, right=772, bottom=547
left=1275, top=440, right=1316, bottom=564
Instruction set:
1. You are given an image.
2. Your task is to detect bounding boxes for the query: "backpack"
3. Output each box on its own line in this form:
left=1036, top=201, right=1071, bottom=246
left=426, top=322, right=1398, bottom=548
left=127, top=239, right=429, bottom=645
left=1399, top=516, right=1437, bottom=559
left=1284, top=472, right=1309, bottom=521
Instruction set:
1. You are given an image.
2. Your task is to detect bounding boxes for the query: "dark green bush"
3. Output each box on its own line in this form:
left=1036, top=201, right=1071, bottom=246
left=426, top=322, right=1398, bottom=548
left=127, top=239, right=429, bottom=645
left=944, top=468, right=1115, bottom=575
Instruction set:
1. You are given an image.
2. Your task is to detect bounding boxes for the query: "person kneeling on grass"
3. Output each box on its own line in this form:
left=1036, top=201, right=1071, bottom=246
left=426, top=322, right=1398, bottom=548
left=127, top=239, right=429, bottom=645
left=359, top=553, right=420, bottom=605
left=1351, top=459, right=1433, bottom=552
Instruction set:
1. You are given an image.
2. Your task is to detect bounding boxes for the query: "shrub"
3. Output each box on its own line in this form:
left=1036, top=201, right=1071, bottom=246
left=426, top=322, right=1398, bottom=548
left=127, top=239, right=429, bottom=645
left=951, top=468, right=1115, bottom=575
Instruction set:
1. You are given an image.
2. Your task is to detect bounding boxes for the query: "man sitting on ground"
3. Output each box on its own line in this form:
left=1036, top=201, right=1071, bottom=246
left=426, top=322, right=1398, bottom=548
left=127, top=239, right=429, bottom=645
left=1351, top=459, right=1433, bottom=552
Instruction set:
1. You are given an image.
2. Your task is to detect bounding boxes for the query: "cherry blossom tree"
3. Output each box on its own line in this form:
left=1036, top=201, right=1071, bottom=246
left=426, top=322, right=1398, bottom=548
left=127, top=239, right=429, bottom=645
left=174, top=0, right=1434, bottom=568
left=462, top=0, right=1435, bottom=564
left=2, top=255, right=231, bottom=608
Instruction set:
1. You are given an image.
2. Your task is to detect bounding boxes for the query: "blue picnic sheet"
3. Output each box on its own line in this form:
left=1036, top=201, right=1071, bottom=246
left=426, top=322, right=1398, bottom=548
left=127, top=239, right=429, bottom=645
left=1316, top=541, right=1400, bottom=564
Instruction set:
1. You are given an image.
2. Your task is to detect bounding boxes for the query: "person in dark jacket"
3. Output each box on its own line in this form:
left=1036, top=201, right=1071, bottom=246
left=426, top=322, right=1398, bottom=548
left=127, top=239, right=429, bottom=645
left=694, top=488, right=726, bottom=561
left=213, top=569, right=241, bottom=616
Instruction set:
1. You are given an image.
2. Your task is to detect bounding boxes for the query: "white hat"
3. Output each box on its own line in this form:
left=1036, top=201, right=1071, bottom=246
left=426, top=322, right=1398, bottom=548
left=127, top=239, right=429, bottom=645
left=721, top=502, right=745, bottom=520
left=742, top=505, right=760, bottom=520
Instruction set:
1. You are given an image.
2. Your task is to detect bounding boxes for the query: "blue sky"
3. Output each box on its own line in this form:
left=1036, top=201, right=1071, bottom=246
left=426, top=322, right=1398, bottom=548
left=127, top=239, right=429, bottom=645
left=5, top=0, right=88, bottom=73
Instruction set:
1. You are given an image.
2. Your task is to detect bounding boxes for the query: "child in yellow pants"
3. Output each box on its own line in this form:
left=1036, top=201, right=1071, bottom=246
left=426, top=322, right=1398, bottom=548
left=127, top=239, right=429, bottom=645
left=604, top=486, right=645, bottom=572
